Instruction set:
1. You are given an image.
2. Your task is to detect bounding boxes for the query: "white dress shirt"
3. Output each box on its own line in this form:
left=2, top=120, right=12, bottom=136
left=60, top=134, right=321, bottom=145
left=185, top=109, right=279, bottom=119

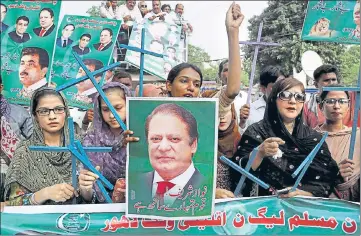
left=100, top=5, right=118, bottom=19
left=152, top=163, right=195, bottom=206
left=239, top=96, right=267, bottom=135
left=116, top=5, right=142, bottom=26
left=20, top=78, right=47, bottom=98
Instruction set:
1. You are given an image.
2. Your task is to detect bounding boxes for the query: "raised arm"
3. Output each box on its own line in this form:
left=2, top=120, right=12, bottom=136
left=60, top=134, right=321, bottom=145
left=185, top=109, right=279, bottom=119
left=225, top=2, right=244, bottom=99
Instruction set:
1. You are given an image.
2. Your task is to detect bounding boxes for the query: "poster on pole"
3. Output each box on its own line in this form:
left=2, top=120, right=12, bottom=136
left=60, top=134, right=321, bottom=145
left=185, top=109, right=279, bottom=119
left=125, top=19, right=184, bottom=80
left=50, top=15, right=122, bottom=109
left=301, top=0, right=360, bottom=44
left=0, top=0, right=62, bottom=105
left=126, top=97, right=218, bottom=220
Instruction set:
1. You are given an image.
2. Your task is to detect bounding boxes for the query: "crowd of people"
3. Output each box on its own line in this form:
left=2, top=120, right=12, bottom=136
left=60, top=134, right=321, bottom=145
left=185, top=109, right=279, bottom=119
left=0, top=2, right=359, bottom=211
left=99, top=0, right=192, bottom=61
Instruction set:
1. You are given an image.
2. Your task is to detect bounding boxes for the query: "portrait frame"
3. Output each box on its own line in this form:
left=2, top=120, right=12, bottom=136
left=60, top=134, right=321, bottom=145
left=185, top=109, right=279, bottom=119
left=125, top=97, right=219, bottom=220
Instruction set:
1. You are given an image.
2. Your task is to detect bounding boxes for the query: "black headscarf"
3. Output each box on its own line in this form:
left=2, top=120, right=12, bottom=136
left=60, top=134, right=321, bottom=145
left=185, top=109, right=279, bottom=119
left=232, top=79, right=340, bottom=197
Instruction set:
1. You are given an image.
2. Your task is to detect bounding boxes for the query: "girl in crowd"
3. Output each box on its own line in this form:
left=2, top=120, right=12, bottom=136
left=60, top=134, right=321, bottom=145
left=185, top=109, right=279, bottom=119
left=232, top=77, right=340, bottom=198
left=4, top=88, right=80, bottom=205
left=316, top=86, right=360, bottom=202
left=163, top=3, right=243, bottom=199
left=165, top=2, right=243, bottom=104
left=79, top=82, right=137, bottom=203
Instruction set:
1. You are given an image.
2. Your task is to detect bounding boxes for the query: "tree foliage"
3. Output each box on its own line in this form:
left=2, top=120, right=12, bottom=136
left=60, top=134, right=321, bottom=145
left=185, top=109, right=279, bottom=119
left=339, top=46, right=360, bottom=86
left=188, top=44, right=219, bottom=81
left=243, top=0, right=347, bottom=84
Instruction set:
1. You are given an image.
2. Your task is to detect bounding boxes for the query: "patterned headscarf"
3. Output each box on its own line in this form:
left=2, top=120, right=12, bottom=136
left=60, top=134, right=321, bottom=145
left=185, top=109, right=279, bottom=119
left=4, top=88, right=73, bottom=203
left=82, top=82, right=132, bottom=202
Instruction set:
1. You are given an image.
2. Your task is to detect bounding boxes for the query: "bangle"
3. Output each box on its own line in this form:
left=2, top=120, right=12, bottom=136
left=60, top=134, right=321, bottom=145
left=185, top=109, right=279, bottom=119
left=30, top=193, right=40, bottom=205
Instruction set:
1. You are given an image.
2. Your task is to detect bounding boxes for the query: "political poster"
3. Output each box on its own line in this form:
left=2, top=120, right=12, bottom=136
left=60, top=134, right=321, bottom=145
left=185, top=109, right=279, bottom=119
left=301, top=0, right=360, bottom=44
left=50, top=15, right=122, bottom=109
left=126, top=97, right=218, bottom=219
left=125, top=19, right=184, bottom=80
left=0, top=0, right=62, bottom=105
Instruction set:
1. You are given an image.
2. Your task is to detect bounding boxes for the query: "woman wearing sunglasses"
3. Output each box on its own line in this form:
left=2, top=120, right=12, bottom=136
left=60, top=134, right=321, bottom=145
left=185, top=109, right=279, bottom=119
left=232, top=77, right=340, bottom=198
left=315, top=86, right=360, bottom=202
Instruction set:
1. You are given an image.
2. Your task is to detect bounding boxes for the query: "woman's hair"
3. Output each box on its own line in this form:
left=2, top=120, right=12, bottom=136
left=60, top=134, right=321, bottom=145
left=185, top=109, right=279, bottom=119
left=268, top=77, right=305, bottom=102
left=32, top=89, right=65, bottom=115
left=319, top=84, right=350, bottom=103
left=166, top=63, right=203, bottom=86
left=99, top=86, right=126, bottom=104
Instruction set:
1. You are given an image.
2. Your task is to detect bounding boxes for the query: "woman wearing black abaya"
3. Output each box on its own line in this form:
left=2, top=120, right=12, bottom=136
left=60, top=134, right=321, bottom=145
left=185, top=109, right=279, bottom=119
left=232, top=77, right=340, bottom=198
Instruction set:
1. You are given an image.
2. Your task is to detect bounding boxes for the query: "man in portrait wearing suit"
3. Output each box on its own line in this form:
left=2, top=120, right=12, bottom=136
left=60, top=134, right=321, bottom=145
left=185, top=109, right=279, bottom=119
left=130, top=103, right=205, bottom=208
left=93, top=28, right=113, bottom=51
left=72, top=33, right=91, bottom=55
left=56, top=24, right=75, bottom=47
left=33, top=8, right=55, bottom=37
left=0, top=4, right=8, bottom=33
left=18, top=47, right=49, bottom=98
left=8, top=16, right=31, bottom=43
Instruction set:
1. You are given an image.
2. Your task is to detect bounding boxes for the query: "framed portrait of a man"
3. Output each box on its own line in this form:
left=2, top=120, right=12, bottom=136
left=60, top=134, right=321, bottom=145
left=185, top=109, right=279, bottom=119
left=126, top=97, right=218, bottom=220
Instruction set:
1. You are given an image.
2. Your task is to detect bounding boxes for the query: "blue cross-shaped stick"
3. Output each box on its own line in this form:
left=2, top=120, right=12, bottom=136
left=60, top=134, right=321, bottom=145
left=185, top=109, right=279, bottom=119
left=220, top=154, right=270, bottom=194
left=118, top=27, right=163, bottom=97
left=291, top=132, right=328, bottom=192
left=29, top=117, right=114, bottom=203
left=233, top=147, right=260, bottom=196
left=57, top=51, right=127, bottom=131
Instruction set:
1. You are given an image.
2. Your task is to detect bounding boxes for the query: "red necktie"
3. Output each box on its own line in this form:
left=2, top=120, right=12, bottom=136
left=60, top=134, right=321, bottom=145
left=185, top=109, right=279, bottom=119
left=156, top=181, right=175, bottom=205
left=39, top=28, right=46, bottom=37
left=98, top=44, right=104, bottom=51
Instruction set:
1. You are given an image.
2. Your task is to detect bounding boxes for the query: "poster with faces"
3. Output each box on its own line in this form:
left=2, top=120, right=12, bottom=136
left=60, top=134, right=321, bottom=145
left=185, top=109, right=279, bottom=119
left=125, top=19, right=184, bottom=80
left=50, top=15, right=122, bottom=109
left=0, top=0, right=62, bottom=106
left=301, top=0, right=360, bottom=45
left=126, top=97, right=218, bottom=220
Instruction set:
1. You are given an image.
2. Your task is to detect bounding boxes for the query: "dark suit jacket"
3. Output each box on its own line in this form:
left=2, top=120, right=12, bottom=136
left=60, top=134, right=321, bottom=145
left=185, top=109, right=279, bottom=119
left=56, top=37, right=73, bottom=47
left=8, top=31, right=31, bottom=43
left=1, top=22, right=8, bottom=33
left=72, top=45, right=90, bottom=55
left=129, top=168, right=205, bottom=208
left=93, top=41, right=113, bottom=51
left=33, top=24, right=55, bottom=37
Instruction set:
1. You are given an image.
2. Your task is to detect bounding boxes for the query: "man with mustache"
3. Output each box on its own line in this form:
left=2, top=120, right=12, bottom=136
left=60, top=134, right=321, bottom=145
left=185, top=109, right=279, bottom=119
left=33, top=8, right=55, bottom=37
left=129, top=103, right=205, bottom=208
left=18, top=47, right=49, bottom=98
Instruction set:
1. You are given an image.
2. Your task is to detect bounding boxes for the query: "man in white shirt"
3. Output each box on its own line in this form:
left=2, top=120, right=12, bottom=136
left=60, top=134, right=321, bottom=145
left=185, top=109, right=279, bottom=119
left=116, top=0, right=142, bottom=28
left=239, top=65, right=285, bottom=134
left=116, top=0, right=142, bottom=60
left=130, top=103, right=205, bottom=207
left=168, top=3, right=193, bottom=36
left=100, top=0, right=119, bottom=19
left=18, top=47, right=49, bottom=98
left=144, top=0, right=168, bottom=22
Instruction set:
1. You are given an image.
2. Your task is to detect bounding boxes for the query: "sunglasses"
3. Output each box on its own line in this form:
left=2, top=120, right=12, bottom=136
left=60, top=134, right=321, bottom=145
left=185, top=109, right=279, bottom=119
left=141, top=4, right=147, bottom=7
left=322, top=98, right=350, bottom=106
left=277, top=91, right=306, bottom=103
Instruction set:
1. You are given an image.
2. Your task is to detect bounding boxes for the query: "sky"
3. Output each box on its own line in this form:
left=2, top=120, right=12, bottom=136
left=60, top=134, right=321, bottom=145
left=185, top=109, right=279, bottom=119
left=59, top=1, right=268, bottom=60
